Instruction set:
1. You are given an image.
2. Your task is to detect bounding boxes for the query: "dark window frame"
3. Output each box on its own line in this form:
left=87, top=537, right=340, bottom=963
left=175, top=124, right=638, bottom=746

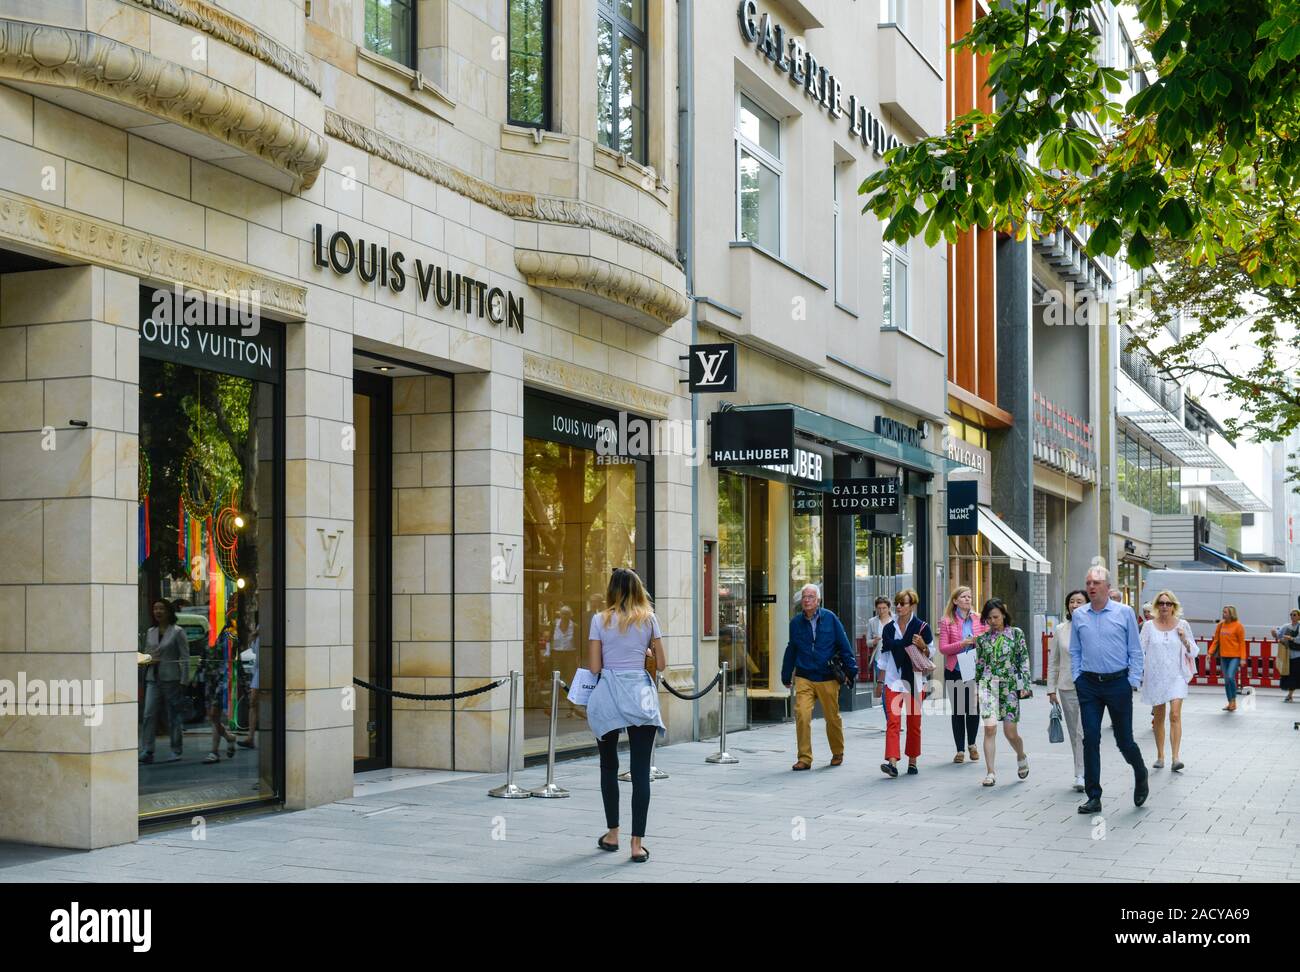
left=508, top=0, right=553, bottom=130
left=364, top=0, right=417, bottom=70
left=596, top=0, right=649, bottom=165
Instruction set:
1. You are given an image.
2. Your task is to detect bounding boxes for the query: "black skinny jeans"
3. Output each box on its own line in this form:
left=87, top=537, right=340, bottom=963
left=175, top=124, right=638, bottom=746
left=945, top=666, right=979, bottom=751
left=598, top=724, right=657, bottom=837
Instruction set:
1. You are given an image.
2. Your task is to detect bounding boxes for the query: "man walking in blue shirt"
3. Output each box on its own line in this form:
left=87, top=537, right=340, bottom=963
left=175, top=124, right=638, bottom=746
left=782, top=584, right=857, bottom=771
left=1070, top=564, right=1149, bottom=813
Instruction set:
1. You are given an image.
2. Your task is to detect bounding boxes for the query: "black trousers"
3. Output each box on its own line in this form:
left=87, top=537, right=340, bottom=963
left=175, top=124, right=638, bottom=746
left=1076, top=672, right=1146, bottom=801
left=945, top=666, right=979, bottom=750
left=598, top=725, right=657, bottom=837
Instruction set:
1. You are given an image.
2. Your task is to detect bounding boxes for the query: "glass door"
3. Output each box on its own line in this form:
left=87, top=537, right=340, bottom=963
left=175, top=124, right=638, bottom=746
left=353, top=373, right=391, bottom=771
left=717, top=471, right=750, bottom=732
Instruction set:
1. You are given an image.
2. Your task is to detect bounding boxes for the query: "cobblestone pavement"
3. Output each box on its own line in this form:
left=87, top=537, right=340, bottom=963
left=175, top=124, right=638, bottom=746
left=2, top=687, right=1297, bottom=882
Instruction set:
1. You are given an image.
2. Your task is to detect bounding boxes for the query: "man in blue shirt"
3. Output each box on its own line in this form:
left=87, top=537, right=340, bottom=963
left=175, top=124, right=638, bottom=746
left=782, top=584, right=857, bottom=771
left=1070, top=564, right=1149, bottom=813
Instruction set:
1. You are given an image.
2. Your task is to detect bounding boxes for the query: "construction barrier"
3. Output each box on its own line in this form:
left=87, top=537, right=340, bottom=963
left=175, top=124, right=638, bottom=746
left=1039, top=633, right=1282, bottom=689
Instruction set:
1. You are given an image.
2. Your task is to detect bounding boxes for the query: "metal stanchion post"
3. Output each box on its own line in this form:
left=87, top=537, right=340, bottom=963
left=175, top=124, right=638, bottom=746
left=705, top=661, right=739, bottom=764
left=530, top=671, right=569, bottom=798
left=488, top=670, right=530, bottom=798
left=620, top=673, right=669, bottom=782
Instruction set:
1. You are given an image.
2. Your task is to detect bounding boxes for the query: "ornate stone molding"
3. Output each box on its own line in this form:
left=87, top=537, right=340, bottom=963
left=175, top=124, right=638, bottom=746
left=0, top=19, right=327, bottom=192
left=0, top=188, right=306, bottom=318
left=324, top=110, right=682, bottom=270
left=128, top=0, right=320, bottom=94
left=523, top=352, right=673, bottom=418
left=515, top=250, right=689, bottom=330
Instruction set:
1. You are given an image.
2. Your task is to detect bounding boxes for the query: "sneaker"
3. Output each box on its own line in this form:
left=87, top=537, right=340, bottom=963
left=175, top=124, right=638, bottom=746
left=1073, top=775, right=1085, bottom=792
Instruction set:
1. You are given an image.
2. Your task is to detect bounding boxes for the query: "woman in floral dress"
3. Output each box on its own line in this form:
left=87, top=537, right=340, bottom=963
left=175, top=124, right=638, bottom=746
left=974, top=598, right=1032, bottom=787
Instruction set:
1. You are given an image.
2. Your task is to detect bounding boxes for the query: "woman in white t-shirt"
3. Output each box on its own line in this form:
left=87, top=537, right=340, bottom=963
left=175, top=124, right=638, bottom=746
left=1140, top=589, right=1198, bottom=773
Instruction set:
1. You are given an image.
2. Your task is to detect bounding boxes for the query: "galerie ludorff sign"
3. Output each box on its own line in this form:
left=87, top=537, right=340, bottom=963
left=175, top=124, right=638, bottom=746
left=737, top=0, right=904, bottom=159
left=828, top=477, right=900, bottom=515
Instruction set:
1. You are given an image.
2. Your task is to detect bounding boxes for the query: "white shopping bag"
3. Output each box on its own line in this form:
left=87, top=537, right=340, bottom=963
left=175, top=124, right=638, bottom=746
left=566, top=668, right=599, bottom=706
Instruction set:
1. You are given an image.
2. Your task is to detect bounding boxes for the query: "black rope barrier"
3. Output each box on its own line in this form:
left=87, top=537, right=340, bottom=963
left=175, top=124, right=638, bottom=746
left=352, top=676, right=506, bottom=701
left=660, top=671, right=722, bottom=701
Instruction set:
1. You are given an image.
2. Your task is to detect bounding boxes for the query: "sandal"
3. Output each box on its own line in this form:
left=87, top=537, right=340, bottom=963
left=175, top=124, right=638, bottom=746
left=953, top=752, right=965, bottom=763
left=1017, top=755, right=1029, bottom=779
left=596, top=836, right=618, bottom=852
left=202, top=752, right=220, bottom=764
left=968, top=746, right=980, bottom=761
left=631, top=846, right=649, bottom=863
left=1171, top=760, right=1185, bottom=773
left=982, top=774, right=996, bottom=787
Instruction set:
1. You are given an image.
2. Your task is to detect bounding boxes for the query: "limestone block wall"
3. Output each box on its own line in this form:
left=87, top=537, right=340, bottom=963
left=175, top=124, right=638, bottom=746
left=0, top=264, right=141, bottom=849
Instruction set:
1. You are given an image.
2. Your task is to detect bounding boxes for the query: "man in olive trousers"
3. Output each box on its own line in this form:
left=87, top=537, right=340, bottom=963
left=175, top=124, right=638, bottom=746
left=781, top=584, right=858, bottom=770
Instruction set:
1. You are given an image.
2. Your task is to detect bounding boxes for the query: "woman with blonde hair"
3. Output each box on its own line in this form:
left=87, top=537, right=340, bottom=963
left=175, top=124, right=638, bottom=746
left=938, top=586, right=985, bottom=764
left=1209, top=604, right=1247, bottom=712
left=1140, top=590, right=1198, bottom=771
left=586, top=567, right=666, bottom=863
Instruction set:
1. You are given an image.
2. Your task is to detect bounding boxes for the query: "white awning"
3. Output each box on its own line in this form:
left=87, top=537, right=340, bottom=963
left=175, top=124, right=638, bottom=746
left=977, top=505, right=1052, bottom=574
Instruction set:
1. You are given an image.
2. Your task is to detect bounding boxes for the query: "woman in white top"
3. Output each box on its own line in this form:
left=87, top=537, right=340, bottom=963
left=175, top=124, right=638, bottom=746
left=1047, top=589, right=1088, bottom=791
left=1140, top=588, right=1198, bottom=772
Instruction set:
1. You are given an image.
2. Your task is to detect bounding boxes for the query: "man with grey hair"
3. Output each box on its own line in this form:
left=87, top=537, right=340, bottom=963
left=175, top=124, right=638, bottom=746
left=781, top=583, right=857, bottom=771
left=1070, top=563, right=1148, bottom=813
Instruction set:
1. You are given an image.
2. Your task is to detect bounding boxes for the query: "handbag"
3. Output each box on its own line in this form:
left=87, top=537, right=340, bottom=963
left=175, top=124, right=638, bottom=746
left=1177, top=622, right=1199, bottom=681
left=904, top=622, right=936, bottom=674
left=1048, top=701, right=1065, bottom=744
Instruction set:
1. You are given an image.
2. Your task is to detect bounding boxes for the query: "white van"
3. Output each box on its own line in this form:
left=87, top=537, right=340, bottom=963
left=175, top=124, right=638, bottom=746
left=1140, top=569, right=1300, bottom=642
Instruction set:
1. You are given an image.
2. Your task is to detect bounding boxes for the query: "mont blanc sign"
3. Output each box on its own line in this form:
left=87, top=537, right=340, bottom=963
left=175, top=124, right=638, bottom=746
left=312, top=224, right=525, bottom=332
left=737, top=0, right=903, bottom=159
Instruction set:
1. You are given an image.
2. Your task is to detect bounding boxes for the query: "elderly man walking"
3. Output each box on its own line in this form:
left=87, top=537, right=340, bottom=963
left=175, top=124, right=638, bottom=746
left=1071, top=564, right=1149, bottom=813
left=781, top=584, right=857, bottom=771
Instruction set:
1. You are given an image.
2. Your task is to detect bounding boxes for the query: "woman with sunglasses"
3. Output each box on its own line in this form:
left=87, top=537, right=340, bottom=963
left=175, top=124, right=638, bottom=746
left=1140, top=590, right=1197, bottom=771
left=878, top=589, right=932, bottom=777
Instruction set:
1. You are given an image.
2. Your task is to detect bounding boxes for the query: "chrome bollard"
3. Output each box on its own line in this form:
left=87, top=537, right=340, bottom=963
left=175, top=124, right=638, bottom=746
left=488, top=670, right=531, bottom=798
left=530, top=671, right=570, bottom=798
left=705, top=661, right=739, bottom=764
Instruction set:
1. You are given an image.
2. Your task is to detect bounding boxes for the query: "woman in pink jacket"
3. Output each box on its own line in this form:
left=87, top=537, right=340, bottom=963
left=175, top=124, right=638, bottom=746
left=938, top=586, right=987, bottom=763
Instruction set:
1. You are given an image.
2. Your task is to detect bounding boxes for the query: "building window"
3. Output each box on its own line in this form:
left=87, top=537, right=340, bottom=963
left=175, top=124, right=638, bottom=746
left=509, top=0, right=551, bottom=129
left=833, top=167, right=843, bottom=303
left=882, top=231, right=910, bottom=330
left=596, top=0, right=647, bottom=163
left=735, top=92, right=782, bottom=254
left=364, top=0, right=415, bottom=68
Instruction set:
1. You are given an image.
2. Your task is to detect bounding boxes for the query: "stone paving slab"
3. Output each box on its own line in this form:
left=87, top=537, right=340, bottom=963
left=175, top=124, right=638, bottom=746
left=0, top=686, right=1297, bottom=882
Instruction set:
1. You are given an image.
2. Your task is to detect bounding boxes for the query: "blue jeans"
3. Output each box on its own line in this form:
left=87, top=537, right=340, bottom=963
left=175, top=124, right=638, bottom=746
left=1075, top=672, right=1147, bottom=801
left=1220, top=656, right=1241, bottom=702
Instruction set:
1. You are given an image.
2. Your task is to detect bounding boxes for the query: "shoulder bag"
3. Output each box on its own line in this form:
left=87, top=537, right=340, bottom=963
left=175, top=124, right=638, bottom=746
left=904, top=621, right=936, bottom=674
left=1177, top=621, right=1199, bottom=682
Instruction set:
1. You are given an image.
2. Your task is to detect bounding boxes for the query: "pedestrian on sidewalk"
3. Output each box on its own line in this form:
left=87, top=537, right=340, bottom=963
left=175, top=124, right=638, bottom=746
left=781, top=584, right=857, bottom=771
left=1070, top=563, right=1149, bottom=814
left=939, top=586, right=985, bottom=765
left=974, top=599, right=1031, bottom=786
left=587, top=567, right=666, bottom=864
left=1209, top=606, right=1247, bottom=712
left=1272, top=609, right=1300, bottom=702
left=865, top=596, right=893, bottom=730
left=1140, top=590, right=1197, bottom=773
left=879, top=589, right=932, bottom=778
left=1047, top=589, right=1088, bottom=791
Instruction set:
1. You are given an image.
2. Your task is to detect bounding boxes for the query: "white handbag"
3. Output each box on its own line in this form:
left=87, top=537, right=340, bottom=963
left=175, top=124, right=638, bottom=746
left=566, top=668, right=600, bottom=706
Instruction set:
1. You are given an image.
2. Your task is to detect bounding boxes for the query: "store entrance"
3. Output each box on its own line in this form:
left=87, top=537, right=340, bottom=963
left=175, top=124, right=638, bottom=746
left=353, top=373, right=392, bottom=772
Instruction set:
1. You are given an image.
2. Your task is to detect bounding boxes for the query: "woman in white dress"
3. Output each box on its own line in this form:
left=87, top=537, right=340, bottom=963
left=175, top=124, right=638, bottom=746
left=1140, top=589, right=1199, bottom=772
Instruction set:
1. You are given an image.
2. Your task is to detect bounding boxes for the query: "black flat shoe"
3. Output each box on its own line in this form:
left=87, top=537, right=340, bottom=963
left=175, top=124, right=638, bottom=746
left=906, top=764, right=918, bottom=775
left=881, top=762, right=898, bottom=778
left=1134, top=774, right=1150, bottom=807
left=631, top=847, right=649, bottom=863
left=597, top=837, right=618, bottom=852
left=1077, top=798, right=1102, bottom=814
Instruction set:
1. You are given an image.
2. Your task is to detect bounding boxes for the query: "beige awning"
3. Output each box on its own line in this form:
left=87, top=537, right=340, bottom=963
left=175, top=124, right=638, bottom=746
left=977, top=505, right=1051, bottom=574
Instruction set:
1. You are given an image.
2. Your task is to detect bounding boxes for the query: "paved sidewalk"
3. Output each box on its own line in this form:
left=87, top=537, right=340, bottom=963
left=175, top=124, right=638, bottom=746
left=2, top=687, right=1298, bottom=882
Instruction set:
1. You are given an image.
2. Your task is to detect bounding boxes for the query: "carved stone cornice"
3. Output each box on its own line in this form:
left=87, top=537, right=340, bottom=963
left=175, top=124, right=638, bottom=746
left=0, top=189, right=306, bottom=318
left=0, top=19, right=327, bottom=192
left=324, top=110, right=682, bottom=270
left=515, top=250, right=689, bottom=330
left=523, top=352, right=674, bottom=418
left=128, top=0, right=320, bottom=94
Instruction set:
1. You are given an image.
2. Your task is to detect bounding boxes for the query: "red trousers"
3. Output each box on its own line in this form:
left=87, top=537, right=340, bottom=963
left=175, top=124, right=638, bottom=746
left=884, top=687, right=922, bottom=762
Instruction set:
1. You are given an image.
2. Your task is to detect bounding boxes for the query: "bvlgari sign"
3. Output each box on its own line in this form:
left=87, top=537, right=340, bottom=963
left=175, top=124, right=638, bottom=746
left=311, top=224, right=524, bottom=332
left=738, top=0, right=903, bottom=159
